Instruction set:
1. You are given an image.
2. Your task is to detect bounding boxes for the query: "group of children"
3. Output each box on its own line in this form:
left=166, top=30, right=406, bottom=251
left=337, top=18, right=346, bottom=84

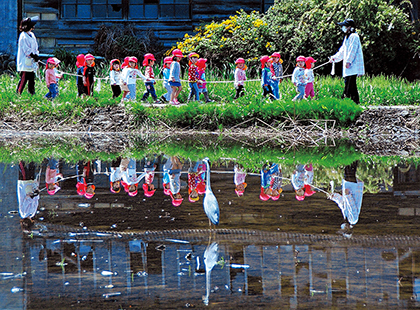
left=42, top=50, right=318, bottom=103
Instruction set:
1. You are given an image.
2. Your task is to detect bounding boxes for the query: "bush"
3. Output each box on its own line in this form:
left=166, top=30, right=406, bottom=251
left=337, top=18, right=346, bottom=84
left=93, top=24, right=164, bottom=62
left=174, top=0, right=418, bottom=77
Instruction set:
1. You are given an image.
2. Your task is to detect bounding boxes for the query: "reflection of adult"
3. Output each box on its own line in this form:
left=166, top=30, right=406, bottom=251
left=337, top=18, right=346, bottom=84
left=328, top=161, right=364, bottom=226
left=16, top=17, right=40, bottom=95
left=330, top=19, right=365, bottom=104
left=18, top=161, right=40, bottom=230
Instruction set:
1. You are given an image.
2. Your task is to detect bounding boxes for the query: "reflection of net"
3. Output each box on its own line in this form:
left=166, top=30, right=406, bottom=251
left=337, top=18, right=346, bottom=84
left=31, top=222, right=420, bottom=248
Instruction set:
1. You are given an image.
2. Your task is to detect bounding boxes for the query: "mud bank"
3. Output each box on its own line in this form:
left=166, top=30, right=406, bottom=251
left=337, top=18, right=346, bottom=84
left=0, top=106, right=419, bottom=156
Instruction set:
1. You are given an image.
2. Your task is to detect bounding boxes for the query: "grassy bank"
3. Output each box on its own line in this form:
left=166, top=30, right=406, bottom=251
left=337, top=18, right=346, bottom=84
left=0, top=72, right=418, bottom=129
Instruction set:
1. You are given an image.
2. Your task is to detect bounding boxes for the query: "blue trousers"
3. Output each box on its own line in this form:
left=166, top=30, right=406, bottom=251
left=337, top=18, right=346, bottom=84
left=142, top=82, right=157, bottom=100
left=188, top=82, right=200, bottom=101
left=45, top=83, right=58, bottom=99
left=272, top=80, right=280, bottom=99
left=293, top=85, right=306, bottom=101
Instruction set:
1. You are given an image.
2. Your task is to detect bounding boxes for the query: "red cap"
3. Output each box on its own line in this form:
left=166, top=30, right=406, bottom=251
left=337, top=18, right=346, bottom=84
left=76, top=54, right=85, bottom=68
left=163, top=183, right=171, bottom=196
left=170, top=192, right=183, bottom=206
left=296, top=55, right=306, bottom=62
left=259, top=187, right=270, bottom=201
left=260, top=55, right=270, bottom=69
left=128, top=56, right=138, bottom=63
left=235, top=58, right=245, bottom=64
left=143, top=183, right=156, bottom=197
left=110, top=59, right=121, bottom=71
left=85, top=54, right=95, bottom=61
left=164, top=56, right=173, bottom=64
left=172, top=49, right=183, bottom=58
left=142, top=53, right=156, bottom=66
left=76, top=181, right=86, bottom=196
left=196, top=58, right=207, bottom=70
left=305, top=57, right=316, bottom=69
left=271, top=52, right=281, bottom=58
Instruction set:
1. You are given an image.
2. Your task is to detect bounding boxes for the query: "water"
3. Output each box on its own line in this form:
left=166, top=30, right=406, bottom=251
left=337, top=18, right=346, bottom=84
left=1, top=136, right=420, bottom=309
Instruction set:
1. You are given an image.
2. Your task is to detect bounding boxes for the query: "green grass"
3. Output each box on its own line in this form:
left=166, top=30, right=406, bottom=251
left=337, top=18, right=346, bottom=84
left=1, top=70, right=419, bottom=128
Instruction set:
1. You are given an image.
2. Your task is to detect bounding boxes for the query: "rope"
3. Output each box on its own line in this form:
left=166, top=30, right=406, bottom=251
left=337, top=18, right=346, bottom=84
left=38, top=60, right=331, bottom=86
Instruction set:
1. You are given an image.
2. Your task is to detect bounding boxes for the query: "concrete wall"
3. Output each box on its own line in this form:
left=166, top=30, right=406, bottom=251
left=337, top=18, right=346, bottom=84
left=0, top=0, right=18, bottom=55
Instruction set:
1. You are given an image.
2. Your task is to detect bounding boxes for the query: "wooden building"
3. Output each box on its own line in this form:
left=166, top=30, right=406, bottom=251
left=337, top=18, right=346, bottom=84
left=16, top=0, right=275, bottom=54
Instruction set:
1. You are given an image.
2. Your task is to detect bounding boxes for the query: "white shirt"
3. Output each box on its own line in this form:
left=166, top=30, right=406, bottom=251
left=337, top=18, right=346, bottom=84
left=332, top=32, right=365, bottom=77
left=121, top=67, right=147, bottom=85
left=234, top=165, right=246, bottom=185
left=304, top=68, right=315, bottom=83
left=330, top=179, right=364, bottom=225
left=110, top=70, right=121, bottom=85
left=16, top=31, right=39, bottom=72
left=18, top=180, right=39, bottom=218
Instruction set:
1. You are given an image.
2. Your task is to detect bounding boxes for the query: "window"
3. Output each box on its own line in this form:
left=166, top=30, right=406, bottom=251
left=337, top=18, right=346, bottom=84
left=62, top=0, right=123, bottom=19
left=129, top=0, right=159, bottom=19
left=160, top=0, right=189, bottom=19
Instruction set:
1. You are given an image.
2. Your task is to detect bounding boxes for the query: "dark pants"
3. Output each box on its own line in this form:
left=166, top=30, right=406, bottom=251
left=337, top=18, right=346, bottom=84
left=17, top=71, right=35, bottom=95
left=344, top=161, right=358, bottom=183
left=342, top=75, right=360, bottom=104
left=142, top=82, right=157, bottom=100
left=19, top=161, right=36, bottom=180
left=111, top=85, right=121, bottom=98
left=263, top=85, right=275, bottom=100
left=235, top=85, right=244, bottom=99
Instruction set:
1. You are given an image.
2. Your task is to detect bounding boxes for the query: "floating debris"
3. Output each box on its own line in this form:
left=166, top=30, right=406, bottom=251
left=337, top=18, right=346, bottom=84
left=11, top=287, right=24, bottom=293
left=101, top=271, right=116, bottom=276
left=230, top=264, right=250, bottom=269
left=102, top=292, right=121, bottom=299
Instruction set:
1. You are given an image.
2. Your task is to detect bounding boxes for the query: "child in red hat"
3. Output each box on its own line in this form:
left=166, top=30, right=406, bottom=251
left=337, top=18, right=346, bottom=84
left=163, top=156, right=183, bottom=206
left=234, top=58, right=246, bottom=99
left=196, top=58, right=212, bottom=103
left=260, top=56, right=275, bottom=100
left=304, top=57, right=316, bottom=99
left=142, top=156, right=157, bottom=197
left=270, top=52, right=283, bottom=100
left=83, top=54, right=96, bottom=96
left=45, top=157, right=63, bottom=195
left=141, top=53, right=159, bottom=103
left=234, top=164, right=247, bottom=197
left=292, top=164, right=316, bottom=201
left=76, top=54, right=86, bottom=97
left=44, top=58, right=59, bottom=99
left=187, top=52, right=200, bottom=102
left=109, top=59, right=122, bottom=99
left=76, top=161, right=96, bottom=199
left=169, top=49, right=183, bottom=105
left=120, top=158, right=147, bottom=197
left=161, top=56, right=173, bottom=102
left=292, top=56, right=307, bottom=101
left=120, top=56, right=148, bottom=102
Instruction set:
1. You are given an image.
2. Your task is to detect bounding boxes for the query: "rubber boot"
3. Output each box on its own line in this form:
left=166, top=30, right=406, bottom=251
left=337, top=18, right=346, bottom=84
left=203, top=92, right=213, bottom=103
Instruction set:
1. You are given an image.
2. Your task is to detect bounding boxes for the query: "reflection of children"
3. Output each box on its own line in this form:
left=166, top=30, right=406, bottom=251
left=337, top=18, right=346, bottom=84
left=109, top=59, right=122, bottom=99
left=142, top=156, right=157, bottom=197
left=270, top=52, right=283, bottom=100
left=292, top=56, right=307, bottom=101
left=304, top=57, right=316, bottom=99
left=196, top=58, right=212, bottom=103
left=76, top=54, right=86, bottom=97
left=291, top=163, right=315, bottom=201
left=188, top=52, right=200, bottom=102
left=169, top=49, right=183, bottom=105
left=120, top=158, right=146, bottom=197
left=141, top=53, right=159, bottom=103
left=163, top=156, right=183, bottom=206
left=109, top=157, right=122, bottom=193
left=260, top=163, right=282, bottom=200
left=234, top=58, right=246, bottom=99
left=260, top=56, right=275, bottom=100
left=76, top=161, right=96, bottom=199
left=83, top=54, right=96, bottom=96
left=328, top=161, right=364, bottom=226
left=234, top=164, right=247, bottom=196
left=161, top=56, right=173, bottom=103
left=18, top=161, right=40, bottom=230
left=188, top=160, right=206, bottom=202
left=45, top=157, right=63, bottom=195
left=44, top=58, right=59, bottom=99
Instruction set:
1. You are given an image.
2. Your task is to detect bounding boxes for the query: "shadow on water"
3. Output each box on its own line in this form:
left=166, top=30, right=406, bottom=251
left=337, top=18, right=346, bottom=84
left=1, top=134, right=420, bottom=309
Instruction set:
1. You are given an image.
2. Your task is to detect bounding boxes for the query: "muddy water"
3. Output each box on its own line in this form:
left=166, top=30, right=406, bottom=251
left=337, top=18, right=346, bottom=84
left=1, top=155, right=420, bottom=309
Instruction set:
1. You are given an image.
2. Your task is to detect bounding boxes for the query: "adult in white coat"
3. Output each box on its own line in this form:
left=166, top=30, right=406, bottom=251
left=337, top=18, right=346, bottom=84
left=330, top=19, right=365, bottom=104
left=16, top=17, right=40, bottom=95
